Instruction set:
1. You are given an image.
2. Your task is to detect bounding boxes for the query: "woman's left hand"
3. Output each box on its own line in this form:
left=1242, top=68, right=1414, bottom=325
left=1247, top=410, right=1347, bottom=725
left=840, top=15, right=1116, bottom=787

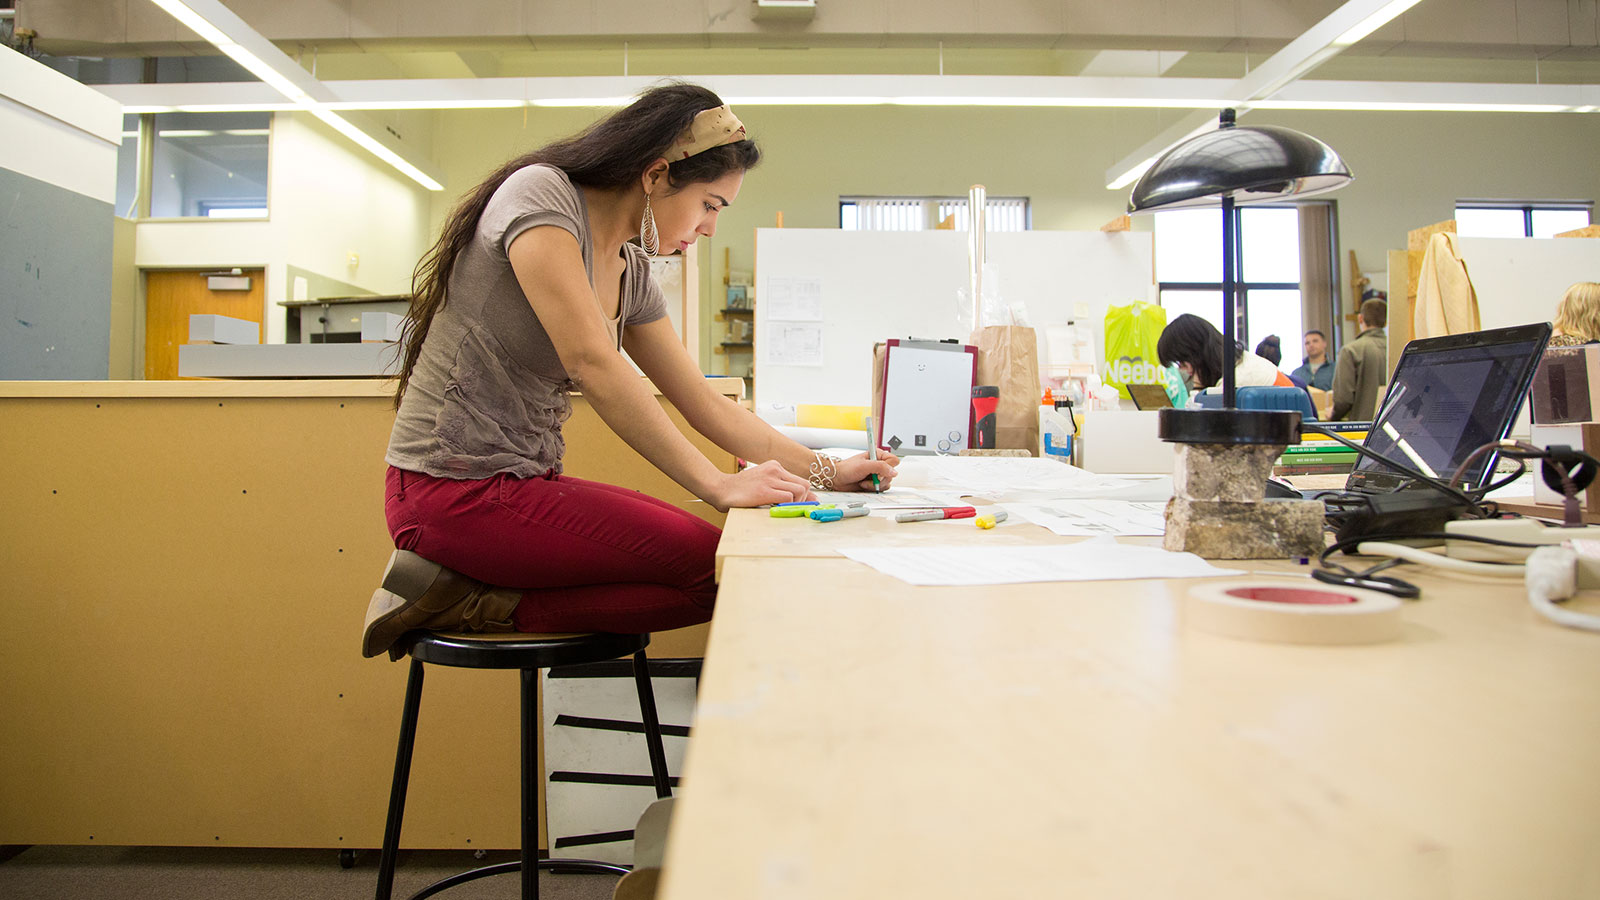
left=828, top=450, right=901, bottom=493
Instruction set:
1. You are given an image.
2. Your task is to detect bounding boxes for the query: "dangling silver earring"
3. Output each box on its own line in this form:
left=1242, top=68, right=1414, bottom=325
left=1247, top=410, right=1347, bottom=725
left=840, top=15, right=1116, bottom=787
left=640, top=194, right=660, bottom=258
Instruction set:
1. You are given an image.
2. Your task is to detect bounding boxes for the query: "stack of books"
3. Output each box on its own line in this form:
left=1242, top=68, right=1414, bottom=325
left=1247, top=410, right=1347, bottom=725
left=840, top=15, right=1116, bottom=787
left=1275, top=421, right=1370, bottom=475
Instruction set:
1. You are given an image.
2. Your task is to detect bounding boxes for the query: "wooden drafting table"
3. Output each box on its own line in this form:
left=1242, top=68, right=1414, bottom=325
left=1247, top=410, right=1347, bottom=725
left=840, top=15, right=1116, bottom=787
left=661, top=508, right=1600, bottom=899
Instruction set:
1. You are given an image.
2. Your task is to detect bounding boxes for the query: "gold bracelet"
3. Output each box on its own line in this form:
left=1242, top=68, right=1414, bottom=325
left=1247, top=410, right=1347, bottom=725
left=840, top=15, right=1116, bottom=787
left=808, top=451, right=838, bottom=491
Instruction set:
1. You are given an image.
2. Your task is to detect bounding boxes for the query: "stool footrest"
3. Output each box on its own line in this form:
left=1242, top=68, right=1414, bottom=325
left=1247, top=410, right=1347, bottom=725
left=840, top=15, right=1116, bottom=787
left=406, top=859, right=631, bottom=900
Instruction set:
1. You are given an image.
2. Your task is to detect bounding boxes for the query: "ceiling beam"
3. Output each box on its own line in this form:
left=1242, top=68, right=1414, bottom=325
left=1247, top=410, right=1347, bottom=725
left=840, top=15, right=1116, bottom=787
left=96, top=73, right=1600, bottom=115
left=1102, top=0, right=1426, bottom=191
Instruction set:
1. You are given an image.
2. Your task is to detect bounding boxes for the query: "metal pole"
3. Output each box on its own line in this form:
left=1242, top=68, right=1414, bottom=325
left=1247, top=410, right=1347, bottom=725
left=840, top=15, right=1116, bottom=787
left=1221, top=194, right=1237, bottom=409
left=968, top=184, right=986, bottom=332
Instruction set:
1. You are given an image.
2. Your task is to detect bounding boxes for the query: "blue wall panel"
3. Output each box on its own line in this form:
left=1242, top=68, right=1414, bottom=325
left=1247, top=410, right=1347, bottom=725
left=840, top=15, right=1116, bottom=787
left=0, top=167, right=112, bottom=379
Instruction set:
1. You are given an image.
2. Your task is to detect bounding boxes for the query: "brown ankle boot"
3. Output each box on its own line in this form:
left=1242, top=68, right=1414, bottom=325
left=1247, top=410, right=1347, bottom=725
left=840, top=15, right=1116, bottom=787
left=362, top=550, right=520, bottom=660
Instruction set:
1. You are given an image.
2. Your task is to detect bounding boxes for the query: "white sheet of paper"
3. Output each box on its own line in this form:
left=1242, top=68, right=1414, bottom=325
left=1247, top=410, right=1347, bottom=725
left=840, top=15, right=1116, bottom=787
left=838, top=537, right=1242, bottom=586
left=1008, top=500, right=1168, bottom=536
left=810, top=488, right=964, bottom=510
left=764, top=322, right=824, bottom=366
left=892, top=456, right=1172, bottom=501
left=764, top=276, right=823, bottom=321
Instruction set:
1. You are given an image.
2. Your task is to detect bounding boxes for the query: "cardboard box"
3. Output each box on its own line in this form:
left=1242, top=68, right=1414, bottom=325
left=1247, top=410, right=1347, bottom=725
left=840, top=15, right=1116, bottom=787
left=1531, top=345, right=1600, bottom=424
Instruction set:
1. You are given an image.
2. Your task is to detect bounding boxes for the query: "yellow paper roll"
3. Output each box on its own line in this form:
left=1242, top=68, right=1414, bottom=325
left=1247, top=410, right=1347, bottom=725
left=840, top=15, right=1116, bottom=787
left=1183, top=580, right=1404, bottom=645
left=796, top=404, right=870, bottom=431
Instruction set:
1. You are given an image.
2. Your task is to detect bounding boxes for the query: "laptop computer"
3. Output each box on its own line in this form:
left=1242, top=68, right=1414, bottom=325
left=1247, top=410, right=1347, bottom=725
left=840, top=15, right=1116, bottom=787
left=1340, top=322, right=1551, bottom=496
left=1126, top=383, right=1174, bottom=410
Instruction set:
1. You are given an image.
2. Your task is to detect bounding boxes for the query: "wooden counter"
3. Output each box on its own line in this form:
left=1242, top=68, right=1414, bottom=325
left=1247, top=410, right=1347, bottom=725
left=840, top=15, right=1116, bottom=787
left=0, top=377, right=740, bottom=850
left=661, top=512, right=1600, bottom=899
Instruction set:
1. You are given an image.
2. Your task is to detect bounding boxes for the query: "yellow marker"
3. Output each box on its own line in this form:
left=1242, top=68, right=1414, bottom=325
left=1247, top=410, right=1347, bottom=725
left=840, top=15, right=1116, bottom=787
left=975, top=511, right=1008, bottom=529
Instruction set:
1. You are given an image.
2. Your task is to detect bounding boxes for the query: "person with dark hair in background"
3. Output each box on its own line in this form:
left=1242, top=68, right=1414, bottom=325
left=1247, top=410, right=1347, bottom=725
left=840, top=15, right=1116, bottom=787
left=361, top=83, right=899, bottom=658
left=1331, top=298, right=1388, bottom=421
left=1291, top=329, right=1335, bottom=390
left=1253, top=335, right=1283, bottom=367
left=1157, top=313, right=1295, bottom=395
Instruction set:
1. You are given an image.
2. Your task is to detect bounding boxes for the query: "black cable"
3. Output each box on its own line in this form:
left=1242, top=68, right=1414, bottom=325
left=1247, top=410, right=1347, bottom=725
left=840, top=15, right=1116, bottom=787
left=1318, top=530, right=1544, bottom=567
left=1301, top=423, right=1485, bottom=511
left=1312, top=525, right=1548, bottom=595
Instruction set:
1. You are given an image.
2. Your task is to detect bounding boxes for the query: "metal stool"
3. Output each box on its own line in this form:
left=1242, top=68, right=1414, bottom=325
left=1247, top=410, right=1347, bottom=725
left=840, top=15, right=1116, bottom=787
left=375, top=631, right=673, bottom=900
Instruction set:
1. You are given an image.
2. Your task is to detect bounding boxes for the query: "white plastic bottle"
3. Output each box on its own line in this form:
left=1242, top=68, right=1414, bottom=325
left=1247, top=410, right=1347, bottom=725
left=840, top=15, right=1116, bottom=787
left=1041, top=399, right=1076, bottom=464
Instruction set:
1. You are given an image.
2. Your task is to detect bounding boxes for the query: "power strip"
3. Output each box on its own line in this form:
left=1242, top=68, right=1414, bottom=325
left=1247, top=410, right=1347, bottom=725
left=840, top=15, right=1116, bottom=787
left=1445, top=519, right=1600, bottom=563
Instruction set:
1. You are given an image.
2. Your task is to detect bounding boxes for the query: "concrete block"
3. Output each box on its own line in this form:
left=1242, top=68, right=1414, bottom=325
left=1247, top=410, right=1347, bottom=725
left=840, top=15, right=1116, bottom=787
left=1172, top=442, right=1284, bottom=502
left=1164, top=496, right=1324, bottom=559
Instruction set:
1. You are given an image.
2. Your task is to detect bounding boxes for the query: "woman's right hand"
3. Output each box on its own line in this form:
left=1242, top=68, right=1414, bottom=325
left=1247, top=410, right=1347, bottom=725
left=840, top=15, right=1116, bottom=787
left=707, top=460, right=814, bottom=512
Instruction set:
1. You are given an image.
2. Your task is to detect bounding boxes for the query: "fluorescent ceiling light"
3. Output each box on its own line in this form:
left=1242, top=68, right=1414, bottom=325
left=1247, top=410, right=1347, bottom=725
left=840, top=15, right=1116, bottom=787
left=141, top=0, right=442, bottom=190
left=308, top=107, right=443, bottom=192
left=889, top=96, right=1232, bottom=108
left=321, top=98, right=526, bottom=111
left=1103, top=0, right=1425, bottom=190
left=528, top=96, right=636, bottom=107
left=1253, top=100, right=1573, bottom=113
left=145, top=0, right=309, bottom=104
left=1332, top=0, right=1417, bottom=47
left=120, top=103, right=298, bottom=114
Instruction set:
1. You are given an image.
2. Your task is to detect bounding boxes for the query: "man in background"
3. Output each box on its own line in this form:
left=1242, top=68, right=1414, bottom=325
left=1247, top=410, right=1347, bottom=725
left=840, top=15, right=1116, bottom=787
left=1291, top=330, right=1335, bottom=390
left=1331, top=300, right=1388, bottom=421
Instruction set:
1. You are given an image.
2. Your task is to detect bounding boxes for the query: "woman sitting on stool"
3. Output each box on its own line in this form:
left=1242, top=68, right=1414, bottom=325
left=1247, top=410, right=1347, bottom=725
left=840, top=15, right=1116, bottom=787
left=363, top=83, right=899, bottom=658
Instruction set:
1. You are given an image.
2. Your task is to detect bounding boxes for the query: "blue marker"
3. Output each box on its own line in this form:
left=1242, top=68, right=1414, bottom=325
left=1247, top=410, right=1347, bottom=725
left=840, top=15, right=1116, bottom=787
left=810, top=507, right=869, bottom=522
left=775, top=500, right=820, bottom=507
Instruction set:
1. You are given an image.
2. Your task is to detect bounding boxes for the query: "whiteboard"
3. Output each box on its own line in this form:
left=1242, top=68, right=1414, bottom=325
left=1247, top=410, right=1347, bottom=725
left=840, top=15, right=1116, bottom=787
left=1456, top=237, right=1600, bottom=332
left=879, top=341, right=977, bottom=455
left=753, top=228, right=1154, bottom=408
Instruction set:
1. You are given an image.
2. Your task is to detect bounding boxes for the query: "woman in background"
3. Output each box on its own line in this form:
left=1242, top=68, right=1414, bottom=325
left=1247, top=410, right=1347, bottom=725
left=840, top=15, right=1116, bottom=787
left=1157, top=313, right=1296, bottom=393
left=1550, top=282, right=1600, bottom=347
left=1253, top=335, right=1283, bottom=367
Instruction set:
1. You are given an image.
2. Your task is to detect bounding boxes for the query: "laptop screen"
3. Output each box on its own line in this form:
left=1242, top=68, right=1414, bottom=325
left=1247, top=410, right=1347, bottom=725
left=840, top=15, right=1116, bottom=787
left=1345, top=322, right=1551, bottom=493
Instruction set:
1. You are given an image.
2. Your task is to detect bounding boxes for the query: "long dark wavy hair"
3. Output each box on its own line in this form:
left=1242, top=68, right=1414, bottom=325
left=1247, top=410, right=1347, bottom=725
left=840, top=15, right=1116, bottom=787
left=1157, top=313, right=1243, bottom=390
left=394, top=82, right=761, bottom=406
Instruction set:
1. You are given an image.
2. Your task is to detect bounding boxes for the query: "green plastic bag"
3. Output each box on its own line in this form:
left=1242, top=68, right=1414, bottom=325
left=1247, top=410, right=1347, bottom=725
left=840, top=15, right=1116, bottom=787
left=1102, top=301, right=1170, bottom=401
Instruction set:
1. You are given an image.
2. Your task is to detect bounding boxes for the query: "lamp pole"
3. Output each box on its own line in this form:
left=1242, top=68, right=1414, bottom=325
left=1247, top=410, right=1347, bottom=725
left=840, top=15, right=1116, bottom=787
left=1221, top=192, right=1237, bottom=409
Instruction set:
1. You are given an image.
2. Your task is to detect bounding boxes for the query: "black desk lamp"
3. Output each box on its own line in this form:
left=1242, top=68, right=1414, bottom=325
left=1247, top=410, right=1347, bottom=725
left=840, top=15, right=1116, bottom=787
left=1126, top=109, right=1352, bottom=559
left=1128, top=108, right=1352, bottom=446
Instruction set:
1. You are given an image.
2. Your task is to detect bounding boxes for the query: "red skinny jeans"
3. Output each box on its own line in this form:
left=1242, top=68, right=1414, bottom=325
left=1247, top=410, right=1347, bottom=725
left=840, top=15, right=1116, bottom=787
left=384, top=466, right=720, bottom=634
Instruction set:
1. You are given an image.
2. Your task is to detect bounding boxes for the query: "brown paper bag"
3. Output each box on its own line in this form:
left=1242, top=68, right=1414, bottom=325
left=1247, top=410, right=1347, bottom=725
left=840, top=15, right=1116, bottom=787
left=972, top=325, right=1041, bottom=455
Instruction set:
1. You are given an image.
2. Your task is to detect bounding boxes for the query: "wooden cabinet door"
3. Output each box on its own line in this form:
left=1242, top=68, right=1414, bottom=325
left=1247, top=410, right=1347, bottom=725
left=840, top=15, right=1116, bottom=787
left=143, top=268, right=265, bottom=379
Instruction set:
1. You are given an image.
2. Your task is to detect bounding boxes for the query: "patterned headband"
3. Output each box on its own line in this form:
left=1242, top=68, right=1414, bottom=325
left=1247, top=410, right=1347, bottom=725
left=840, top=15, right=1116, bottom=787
left=665, top=105, right=748, bottom=161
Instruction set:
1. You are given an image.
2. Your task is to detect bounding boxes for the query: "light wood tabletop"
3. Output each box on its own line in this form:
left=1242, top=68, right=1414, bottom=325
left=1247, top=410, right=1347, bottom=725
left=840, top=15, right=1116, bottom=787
left=664, top=514, right=1600, bottom=899
left=713, top=505, right=1077, bottom=576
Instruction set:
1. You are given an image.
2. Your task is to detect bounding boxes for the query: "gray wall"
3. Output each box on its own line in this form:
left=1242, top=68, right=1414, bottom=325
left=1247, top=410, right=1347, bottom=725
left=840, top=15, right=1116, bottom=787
left=0, top=167, right=113, bottom=379
left=285, top=264, right=375, bottom=303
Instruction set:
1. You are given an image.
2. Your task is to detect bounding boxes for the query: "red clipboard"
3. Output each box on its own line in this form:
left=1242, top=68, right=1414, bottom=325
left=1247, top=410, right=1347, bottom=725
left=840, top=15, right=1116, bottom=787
left=875, top=338, right=979, bottom=456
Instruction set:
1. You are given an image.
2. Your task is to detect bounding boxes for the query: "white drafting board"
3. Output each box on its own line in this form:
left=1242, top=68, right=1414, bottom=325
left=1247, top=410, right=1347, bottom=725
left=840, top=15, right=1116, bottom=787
left=754, top=228, right=1154, bottom=408
left=878, top=341, right=977, bottom=455
left=1455, top=237, right=1600, bottom=332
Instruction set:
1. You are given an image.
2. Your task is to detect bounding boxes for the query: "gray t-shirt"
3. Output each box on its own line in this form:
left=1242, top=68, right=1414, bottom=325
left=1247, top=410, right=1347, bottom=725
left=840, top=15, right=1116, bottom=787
left=386, top=163, right=667, bottom=479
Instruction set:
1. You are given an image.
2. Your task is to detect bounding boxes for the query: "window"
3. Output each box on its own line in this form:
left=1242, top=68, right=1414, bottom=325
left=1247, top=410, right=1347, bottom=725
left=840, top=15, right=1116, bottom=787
left=148, top=112, right=270, bottom=219
left=116, top=113, right=141, bottom=218
left=840, top=196, right=1029, bottom=231
left=1155, top=206, right=1313, bottom=372
left=1455, top=201, right=1592, bottom=238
